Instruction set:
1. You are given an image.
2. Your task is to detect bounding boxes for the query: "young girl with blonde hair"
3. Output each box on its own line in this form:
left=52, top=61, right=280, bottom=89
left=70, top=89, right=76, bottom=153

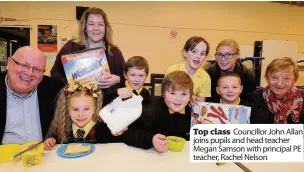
left=44, top=82, right=126, bottom=150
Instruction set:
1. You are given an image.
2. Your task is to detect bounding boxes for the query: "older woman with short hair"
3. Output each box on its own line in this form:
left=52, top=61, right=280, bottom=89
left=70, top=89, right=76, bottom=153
left=246, top=57, right=304, bottom=124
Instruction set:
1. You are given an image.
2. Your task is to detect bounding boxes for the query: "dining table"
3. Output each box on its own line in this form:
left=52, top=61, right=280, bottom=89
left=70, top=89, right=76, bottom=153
left=0, top=142, right=244, bottom=172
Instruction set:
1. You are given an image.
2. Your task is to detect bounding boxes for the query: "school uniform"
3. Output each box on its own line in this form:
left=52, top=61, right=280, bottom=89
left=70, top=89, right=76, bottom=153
left=68, top=121, right=121, bottom=144
left=122, top=97, right=191, bottom=149
left=166, top=61, right=211, bottom=98
left=103, top=80, right=151, bottom=107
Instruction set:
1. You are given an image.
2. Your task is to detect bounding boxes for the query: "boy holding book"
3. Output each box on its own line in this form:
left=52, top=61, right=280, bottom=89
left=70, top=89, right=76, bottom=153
left=122, top=71, right=193, bottom=152
left=103, top=56, right=151, bottom=106
left=200, top=73, right=245, bottom=125
left=211, top=73, right=244, bottom=165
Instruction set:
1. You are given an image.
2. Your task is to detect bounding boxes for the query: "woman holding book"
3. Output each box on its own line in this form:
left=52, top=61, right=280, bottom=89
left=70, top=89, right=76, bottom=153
left=51, top=7, right=125, bottom=89
left=246, top=57, right=304, bottom=124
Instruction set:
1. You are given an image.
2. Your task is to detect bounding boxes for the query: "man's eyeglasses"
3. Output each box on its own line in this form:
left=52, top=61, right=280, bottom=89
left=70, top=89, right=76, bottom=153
left=214, top=53, right=237, bottom=59
left=10, top=57, right=45, bottom=74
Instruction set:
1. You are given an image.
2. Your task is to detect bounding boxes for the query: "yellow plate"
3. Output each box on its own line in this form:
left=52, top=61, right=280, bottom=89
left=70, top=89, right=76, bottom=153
left=0, top=144, right=21, bottom=163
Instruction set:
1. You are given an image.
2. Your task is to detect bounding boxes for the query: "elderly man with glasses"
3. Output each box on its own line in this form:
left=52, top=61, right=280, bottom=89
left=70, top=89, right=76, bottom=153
left=0, top=46, right=64, bottom=145
left=205, top=39, right=256, bottom=103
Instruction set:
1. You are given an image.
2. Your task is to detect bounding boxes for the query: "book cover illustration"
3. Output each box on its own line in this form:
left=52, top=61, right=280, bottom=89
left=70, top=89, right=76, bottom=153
left=190, top=102, right=251, bottom=126
left=61, top=48, right=110, bottom=85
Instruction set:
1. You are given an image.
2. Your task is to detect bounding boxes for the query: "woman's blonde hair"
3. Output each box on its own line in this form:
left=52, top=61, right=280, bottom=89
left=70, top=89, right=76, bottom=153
left=46, top=89, right=103, bottom=143
left=265, top=57, right=299, bottom=82
left=78, top=7, right=116, bottom=54
left=216, top=39, right=240, bottom=54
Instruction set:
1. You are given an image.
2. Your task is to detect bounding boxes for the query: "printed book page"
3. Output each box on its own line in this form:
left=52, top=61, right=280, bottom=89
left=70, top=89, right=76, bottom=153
left=191, top=102, right=251, bottom=126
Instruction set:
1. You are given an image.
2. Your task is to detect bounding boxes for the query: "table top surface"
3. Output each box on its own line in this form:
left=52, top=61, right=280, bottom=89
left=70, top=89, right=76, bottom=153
left=0, top=142, right=242, bottom=172
left=2, top=142, right=303, bottom=172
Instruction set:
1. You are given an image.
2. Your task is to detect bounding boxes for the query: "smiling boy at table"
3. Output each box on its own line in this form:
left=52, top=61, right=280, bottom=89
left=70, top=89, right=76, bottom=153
left=122, top=71, right=193, bottom=153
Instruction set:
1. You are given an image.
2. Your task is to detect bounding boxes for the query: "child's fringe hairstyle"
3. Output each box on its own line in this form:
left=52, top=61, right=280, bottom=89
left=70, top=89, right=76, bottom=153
left=46, top=82, right=103, bottom=143
left=217, top=72, right=242, bottom=86
left=161, top=71, right=194, bottom=96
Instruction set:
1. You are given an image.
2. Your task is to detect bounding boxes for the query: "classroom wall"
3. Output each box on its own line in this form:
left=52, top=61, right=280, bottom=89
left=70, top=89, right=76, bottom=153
left=1, top=1, right=304, bottom=84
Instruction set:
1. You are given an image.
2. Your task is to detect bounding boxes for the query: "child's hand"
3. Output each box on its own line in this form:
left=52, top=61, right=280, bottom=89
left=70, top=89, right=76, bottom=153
left=44, top=137, right=56, bottom=151
left=117, top=87, right=134, bottom=99
left=152, top=134, right=168, bottom=153
left=191, top=95, right=205, bottom=102
left=112, top=127, right=128, bottom=136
